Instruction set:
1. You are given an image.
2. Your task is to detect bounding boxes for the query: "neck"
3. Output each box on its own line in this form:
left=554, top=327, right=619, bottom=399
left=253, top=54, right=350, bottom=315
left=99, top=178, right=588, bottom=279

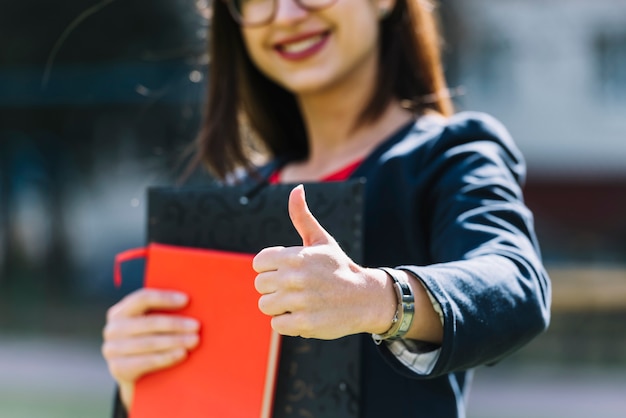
left=299, top=77, right=412, bottom=157
left=281, top=97, right=414, bottom=182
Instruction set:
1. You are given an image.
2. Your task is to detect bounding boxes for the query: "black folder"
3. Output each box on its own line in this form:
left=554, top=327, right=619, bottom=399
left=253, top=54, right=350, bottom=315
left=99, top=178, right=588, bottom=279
left=147, top=179, right=365, bottom=418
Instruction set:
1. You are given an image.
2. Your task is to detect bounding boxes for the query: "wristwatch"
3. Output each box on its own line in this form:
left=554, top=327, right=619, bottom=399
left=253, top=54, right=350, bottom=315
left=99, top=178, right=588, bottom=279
left=372, top=267, right=415, bottom=344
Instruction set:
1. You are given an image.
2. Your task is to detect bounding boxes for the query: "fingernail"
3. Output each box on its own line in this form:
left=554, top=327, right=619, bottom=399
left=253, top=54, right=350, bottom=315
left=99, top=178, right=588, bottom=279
left=172, top=348, right=187, bottom=359
left=183, top=319, right=200, bottom=330
left=172, top=292, right=188, bottom=304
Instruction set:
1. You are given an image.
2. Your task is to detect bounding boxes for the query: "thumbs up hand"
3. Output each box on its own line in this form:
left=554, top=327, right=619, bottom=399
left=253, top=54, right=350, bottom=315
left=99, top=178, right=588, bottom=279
left=253, top=185, right=396, bottom=340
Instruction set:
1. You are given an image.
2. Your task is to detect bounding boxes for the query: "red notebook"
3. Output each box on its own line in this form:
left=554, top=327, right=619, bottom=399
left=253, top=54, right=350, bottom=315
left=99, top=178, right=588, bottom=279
left=114, top=243, right=281, bottom=418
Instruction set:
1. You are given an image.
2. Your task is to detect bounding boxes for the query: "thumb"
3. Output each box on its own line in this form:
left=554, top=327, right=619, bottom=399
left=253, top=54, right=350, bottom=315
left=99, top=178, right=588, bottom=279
left=289, top=185, right=332, bottom=247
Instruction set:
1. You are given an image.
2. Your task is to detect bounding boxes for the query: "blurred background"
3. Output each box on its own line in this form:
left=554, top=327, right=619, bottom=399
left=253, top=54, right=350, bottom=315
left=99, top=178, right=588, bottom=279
left=0, top=0, right=625, bottom=417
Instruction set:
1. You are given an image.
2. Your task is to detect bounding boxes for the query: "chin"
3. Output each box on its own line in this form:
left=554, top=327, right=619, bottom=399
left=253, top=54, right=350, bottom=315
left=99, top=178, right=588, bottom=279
left=281, top=76, right=341, bottom=97
left=265, top=66, right=336, bottom=94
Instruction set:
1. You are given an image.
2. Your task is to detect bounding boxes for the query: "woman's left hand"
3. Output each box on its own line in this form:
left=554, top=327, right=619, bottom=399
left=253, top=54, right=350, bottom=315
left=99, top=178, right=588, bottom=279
left=253, top=185, right=396, bottom=340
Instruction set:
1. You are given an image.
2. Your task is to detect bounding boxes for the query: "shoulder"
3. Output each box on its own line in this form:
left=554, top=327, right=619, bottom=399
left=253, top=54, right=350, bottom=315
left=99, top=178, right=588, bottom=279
left=438, top=111, right=526, bottom=181
left=382, top=111, right=517, bottom=155
left=374, top=111, right=526, bottom=184
left=435, top=112, right=520, bottom=158
left=442, top=111, right=512, bottom=140
left=400, top=111, right=519, bottom=155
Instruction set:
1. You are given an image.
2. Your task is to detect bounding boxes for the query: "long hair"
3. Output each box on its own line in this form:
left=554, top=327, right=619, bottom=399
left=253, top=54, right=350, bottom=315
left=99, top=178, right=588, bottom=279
left=192, top=0, right=453, bottom=180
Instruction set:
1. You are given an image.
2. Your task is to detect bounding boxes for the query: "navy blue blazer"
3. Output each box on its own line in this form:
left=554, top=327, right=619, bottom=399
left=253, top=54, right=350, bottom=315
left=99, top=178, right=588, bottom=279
left=348, top=112, right=551, bottom=417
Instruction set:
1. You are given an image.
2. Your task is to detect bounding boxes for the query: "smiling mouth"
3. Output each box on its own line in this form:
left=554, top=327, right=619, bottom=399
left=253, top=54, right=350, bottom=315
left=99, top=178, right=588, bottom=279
left=275, top=32, right=330, bottom=59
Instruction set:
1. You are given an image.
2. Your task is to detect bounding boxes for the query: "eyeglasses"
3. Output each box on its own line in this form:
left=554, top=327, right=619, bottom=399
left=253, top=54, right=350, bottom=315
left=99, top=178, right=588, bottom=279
left=223, top=0, right=338, bottom=27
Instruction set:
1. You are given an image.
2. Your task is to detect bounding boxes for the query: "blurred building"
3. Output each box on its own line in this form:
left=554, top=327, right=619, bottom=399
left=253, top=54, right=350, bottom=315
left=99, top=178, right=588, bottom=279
left=451, top=0, right=626, bottom=177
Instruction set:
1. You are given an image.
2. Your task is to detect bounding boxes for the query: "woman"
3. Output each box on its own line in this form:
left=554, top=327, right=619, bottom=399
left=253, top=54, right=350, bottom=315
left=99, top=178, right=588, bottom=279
left=102, top=0, right=551, bottom=416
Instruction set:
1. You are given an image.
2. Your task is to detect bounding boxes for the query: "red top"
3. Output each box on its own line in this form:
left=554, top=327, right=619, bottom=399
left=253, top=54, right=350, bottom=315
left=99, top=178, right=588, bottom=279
left=268, top=159, right=363, bottom=184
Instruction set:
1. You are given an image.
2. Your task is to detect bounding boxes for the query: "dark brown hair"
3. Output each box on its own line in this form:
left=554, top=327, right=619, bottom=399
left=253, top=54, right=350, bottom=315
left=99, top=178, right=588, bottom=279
left=192, top=0, right=453, bottom=180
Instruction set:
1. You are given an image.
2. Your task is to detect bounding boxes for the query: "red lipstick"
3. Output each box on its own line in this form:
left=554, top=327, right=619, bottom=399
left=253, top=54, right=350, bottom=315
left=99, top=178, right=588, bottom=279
left=274, top=31, right=330, bottom=61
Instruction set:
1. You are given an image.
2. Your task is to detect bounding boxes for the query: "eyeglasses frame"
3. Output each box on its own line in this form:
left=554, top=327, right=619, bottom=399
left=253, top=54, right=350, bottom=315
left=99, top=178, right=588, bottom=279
left=222, top=0, right=340, bottom=27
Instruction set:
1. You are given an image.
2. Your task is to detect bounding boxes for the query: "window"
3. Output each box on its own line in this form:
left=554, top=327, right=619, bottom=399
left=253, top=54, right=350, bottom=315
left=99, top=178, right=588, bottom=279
left=593, top=29, right=626, bottom=104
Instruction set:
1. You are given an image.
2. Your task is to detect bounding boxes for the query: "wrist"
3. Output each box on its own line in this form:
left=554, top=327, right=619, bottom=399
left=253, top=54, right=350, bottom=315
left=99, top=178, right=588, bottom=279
left=119, top=382, right=134, bottom=411
left=360, top=267, right=398, bottom=335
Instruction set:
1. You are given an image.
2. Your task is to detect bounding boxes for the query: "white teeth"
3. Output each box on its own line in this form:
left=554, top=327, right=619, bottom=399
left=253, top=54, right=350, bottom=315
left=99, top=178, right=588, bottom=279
left=281, top=34, right=324, bottom=54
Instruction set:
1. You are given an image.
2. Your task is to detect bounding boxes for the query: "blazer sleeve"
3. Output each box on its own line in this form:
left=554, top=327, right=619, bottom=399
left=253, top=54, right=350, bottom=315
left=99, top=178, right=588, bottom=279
left=378, top=112, right=551, bottom=378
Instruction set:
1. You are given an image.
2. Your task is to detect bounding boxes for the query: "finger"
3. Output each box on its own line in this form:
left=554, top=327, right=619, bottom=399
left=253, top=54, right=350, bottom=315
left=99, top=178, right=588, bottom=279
left=102, top=333, right=199, bottom=358
left=288, top=185, right=332, bottom=247
left=255, top=270, right=282, bottom=295
left=107, top=289, right=188, bottom=320
left=103, top=314, right=200, bottom=340
left=107, top=348, right=188, bottom=383
left=270, top=312, right=312, bottom=338
left=252, top=246, right=285, bottom=273
left=258, top=290, right=302, bottom=317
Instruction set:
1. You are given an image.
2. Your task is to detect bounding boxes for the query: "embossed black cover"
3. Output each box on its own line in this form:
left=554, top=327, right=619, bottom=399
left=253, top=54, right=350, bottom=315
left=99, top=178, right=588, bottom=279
left=147, top=179, right=365, bottom=418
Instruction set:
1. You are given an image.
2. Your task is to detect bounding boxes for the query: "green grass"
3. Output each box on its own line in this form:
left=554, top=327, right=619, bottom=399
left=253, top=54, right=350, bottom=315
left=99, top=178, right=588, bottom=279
left=0, top=391, right=110, bottom=418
